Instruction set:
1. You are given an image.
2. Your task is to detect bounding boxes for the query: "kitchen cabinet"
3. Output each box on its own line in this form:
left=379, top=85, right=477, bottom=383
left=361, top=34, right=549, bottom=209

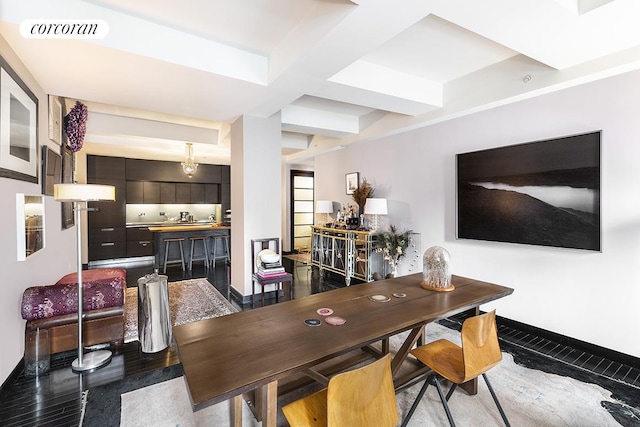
left=175, top=183, right=191, bottom=204
left=126, top=181, right=161, bottom=204
left=160, top=182, right=176, bottom=204
left=126, top=226, right=154, bottom=257
left=190, top=183, right=205, bottom=204
left=204, top=184, right=220, bottom=204
left=87, top=157, right=127, bottom=261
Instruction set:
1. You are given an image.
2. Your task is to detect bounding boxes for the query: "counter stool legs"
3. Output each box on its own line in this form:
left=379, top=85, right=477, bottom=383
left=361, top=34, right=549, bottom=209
left=210, top=235, right=230, bottom=267
left=162, top=238, right=185, bottom=274
left=189, top=236, right=210, bottom=270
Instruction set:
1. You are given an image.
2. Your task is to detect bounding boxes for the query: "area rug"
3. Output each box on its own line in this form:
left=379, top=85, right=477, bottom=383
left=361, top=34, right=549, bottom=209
left=124, top=278, right=237, bottom=343
left=118, top=323, right=626, bottom=427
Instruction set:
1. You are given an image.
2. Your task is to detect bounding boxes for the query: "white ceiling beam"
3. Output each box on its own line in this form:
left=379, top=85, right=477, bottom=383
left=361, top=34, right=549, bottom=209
left=87, top=112, right=219, bottom=145
left=0, top=0, right=268, bottom=85
left=281, top=104, right=359, bottom=138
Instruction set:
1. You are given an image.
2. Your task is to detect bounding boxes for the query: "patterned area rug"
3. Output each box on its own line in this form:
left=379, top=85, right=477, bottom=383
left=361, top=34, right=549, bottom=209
left=124, top=278, right=237, bottom=343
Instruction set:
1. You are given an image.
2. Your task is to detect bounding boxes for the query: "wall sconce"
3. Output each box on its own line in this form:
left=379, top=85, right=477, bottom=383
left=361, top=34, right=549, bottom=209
left=316, top=200, right=334, bottom=226
left=364, top=197, right=387, bottom=231
left=181, top=143, right=199, bottom=178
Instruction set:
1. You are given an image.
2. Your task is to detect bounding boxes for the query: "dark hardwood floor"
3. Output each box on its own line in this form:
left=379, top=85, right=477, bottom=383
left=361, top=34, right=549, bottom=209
left=2, top=259, right=639, bottom=426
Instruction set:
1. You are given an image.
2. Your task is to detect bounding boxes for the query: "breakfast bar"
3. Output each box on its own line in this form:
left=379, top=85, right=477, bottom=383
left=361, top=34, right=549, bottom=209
left=147, top=224, right=230, bottom=270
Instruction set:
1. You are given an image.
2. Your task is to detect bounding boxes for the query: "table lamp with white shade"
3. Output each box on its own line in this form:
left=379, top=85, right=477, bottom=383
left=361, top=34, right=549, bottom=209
left=54, top=183, right=116, bottom=372
left=364, top=197, right=387, bottom=231
left=316, top=200, right=334, bottom=226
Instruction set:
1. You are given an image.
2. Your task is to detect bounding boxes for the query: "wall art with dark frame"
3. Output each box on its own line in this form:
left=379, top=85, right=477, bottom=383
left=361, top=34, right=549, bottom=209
left=0, top=55, right=38, bottom=183
left=456, top=131, right=601, bottom=251
left=61, top=145, right=75, bottom=229
left=345, top=172, right=359, bottom=195
left=41, top=145, right=62, bottom=196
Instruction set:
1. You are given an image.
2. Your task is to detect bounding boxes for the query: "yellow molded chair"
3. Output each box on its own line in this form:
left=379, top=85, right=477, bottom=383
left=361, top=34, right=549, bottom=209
left=401, top=310, right=510, bottom=427
left=282, top=353, right=398, bottom=427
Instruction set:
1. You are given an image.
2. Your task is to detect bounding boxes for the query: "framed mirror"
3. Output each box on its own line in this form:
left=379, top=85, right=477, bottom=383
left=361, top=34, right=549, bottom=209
left=17, top=194, right=44, bottom=261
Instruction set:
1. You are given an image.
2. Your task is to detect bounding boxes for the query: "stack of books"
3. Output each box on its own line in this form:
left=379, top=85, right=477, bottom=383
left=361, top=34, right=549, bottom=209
left=257, top=261, right=288, bottom=278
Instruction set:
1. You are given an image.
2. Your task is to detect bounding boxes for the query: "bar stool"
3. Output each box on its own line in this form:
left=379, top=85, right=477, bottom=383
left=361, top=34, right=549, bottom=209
left=188, top=236, right=210, bottom=270
left=162, top=238, right=185, bottom=274
left=209, top=234, right=230, bottom=266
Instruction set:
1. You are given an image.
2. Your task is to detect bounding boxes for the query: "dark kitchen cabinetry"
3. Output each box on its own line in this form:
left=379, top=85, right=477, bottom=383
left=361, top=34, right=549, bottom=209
left=160, top=182, right=176, bottom=204
left=126, top=227, right=154, bottom=257
left=87, top=156, right=127, bottom=261
left=126, top=181, right=160, bottom=204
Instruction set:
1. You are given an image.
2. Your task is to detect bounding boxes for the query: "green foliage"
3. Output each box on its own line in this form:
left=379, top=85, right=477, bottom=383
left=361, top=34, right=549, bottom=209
left=375, top=225, right=413, bottom=268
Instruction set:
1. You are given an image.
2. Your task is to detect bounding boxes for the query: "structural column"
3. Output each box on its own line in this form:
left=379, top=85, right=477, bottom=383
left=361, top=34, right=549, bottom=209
left=230, top=113, right=283, bottom=300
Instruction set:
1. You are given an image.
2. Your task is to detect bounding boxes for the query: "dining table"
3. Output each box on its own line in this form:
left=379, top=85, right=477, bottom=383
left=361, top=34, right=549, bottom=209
left=172, top=273, right=514, bottom=426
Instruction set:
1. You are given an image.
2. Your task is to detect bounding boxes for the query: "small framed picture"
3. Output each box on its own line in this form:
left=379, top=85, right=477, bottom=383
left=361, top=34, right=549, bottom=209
left=345, top=172, right=359, bottom=195
left=48, top=95, right=62, bottom=145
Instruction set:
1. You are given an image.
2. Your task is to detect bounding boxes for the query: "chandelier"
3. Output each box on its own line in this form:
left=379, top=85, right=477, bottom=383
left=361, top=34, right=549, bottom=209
left=181, top=143, right=199, bottom=178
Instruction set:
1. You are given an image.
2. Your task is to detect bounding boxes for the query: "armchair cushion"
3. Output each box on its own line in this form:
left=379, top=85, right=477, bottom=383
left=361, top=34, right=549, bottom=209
left=21, top=268, right=126, bottom=321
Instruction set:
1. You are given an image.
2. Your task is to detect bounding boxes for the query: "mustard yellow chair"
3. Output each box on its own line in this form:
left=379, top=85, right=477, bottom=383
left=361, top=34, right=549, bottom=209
left=401, top=310, right=510, bottom=427
left=282, top=353, right=398, bottom=426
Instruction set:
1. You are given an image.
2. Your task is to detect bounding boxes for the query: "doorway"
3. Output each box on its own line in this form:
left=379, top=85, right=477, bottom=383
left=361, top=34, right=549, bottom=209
left=290, top=170, right=314, bottom=252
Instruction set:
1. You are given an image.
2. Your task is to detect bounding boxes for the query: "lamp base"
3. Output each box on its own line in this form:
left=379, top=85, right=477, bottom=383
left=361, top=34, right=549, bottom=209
left=71, top=349, right=112, bottom=372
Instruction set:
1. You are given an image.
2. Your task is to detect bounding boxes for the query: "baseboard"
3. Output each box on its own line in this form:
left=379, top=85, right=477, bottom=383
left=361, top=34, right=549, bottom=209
left=496, top=315, right=640, bottom=370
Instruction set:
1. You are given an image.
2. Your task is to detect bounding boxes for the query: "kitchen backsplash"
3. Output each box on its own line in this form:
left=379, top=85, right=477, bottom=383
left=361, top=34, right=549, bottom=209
left=126, top=204, right=222, bottom=224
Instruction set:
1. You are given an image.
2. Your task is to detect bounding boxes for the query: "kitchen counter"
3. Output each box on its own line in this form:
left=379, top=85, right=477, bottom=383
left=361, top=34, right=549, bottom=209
left=148, top=224, right=230, bottom=232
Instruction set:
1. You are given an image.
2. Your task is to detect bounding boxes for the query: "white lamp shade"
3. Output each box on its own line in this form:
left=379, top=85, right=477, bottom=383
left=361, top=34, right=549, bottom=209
left=364, top=198, right=387, bottom=215
left=316, top=200, right=333, bottom=214
left=54, top=183, right=116, bottom=202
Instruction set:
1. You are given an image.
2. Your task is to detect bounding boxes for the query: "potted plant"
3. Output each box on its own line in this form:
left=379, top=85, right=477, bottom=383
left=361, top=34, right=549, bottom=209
left=374, top=225, right=413, bottom=277
left=351, top=177, right=374, bottom=216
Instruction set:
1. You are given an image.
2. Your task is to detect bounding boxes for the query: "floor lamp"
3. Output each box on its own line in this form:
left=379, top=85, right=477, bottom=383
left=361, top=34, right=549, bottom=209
left=54, top=183, right=116, bottom=372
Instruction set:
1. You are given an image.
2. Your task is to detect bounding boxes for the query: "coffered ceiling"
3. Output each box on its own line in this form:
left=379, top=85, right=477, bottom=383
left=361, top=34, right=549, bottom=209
left=2, top=0, right=640, bottom=164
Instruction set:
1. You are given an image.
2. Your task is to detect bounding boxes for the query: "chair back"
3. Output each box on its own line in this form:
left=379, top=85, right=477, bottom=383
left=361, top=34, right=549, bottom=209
left=327, top=354, right=398, bottom=427
left=461, top=310, right=502, bottom=382
left=250, top=237, right=280, bottom=274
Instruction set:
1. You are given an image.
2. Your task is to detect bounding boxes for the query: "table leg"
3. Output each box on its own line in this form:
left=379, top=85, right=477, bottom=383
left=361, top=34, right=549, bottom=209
left=259, top=380, right=278, bottom=427
left=230, top=394, right=243, bottom=427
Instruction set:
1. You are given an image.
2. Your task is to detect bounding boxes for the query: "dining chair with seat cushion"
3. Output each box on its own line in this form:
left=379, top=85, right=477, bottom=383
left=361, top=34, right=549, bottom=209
left=282, top=353, right=398, bottom=427
left=401, top=310, right=510, bottom=427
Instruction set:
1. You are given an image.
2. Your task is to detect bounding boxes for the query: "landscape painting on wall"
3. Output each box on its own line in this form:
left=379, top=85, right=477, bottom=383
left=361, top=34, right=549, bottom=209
left=456, top=131, right=601, bottom=251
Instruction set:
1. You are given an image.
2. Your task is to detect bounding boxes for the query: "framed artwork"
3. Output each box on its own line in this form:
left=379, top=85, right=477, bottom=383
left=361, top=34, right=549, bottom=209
left=61, top=145, right=74, bottom=229
left=41, top=145, right=62, bottom=196
left=345, top=172, right=359, bottom=195
left=48, top=95, right=62, bottom=145
left=456, top=131, right=601, bottom=251
left=0, top=55, right=38, bottom=183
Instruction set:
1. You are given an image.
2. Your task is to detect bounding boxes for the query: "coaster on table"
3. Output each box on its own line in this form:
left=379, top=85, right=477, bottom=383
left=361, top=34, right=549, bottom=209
left=368, top=294, right=391, bottom=303
left=392, top=292, right=407, bottom=298
left=324, top=316, right=346, bottom=326
left=316, top=308, right=333, bottom=316
left=304, top=319, right=322, bottom=327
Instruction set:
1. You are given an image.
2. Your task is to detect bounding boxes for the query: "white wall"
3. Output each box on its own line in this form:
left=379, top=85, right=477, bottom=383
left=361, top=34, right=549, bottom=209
left=0, top=36, right=77, bottom=385
left=315, top=68, right=640, bottom=358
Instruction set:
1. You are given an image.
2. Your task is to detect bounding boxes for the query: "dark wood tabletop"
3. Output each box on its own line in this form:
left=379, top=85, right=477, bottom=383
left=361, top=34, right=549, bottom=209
left=173, top=273, right=513, bottom=422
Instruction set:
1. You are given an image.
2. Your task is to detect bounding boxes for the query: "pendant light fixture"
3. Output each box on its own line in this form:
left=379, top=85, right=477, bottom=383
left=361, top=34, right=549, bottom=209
left=181, top=143, right=199, bottom=178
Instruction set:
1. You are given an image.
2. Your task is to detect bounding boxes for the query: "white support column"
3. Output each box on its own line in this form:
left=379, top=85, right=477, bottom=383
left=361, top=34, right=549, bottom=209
left=230, top=113, right=283, bottom=299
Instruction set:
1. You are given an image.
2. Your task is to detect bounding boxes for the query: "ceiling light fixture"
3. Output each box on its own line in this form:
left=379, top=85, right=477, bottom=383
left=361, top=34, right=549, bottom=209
left=181, top=143, right=199, bottom=178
